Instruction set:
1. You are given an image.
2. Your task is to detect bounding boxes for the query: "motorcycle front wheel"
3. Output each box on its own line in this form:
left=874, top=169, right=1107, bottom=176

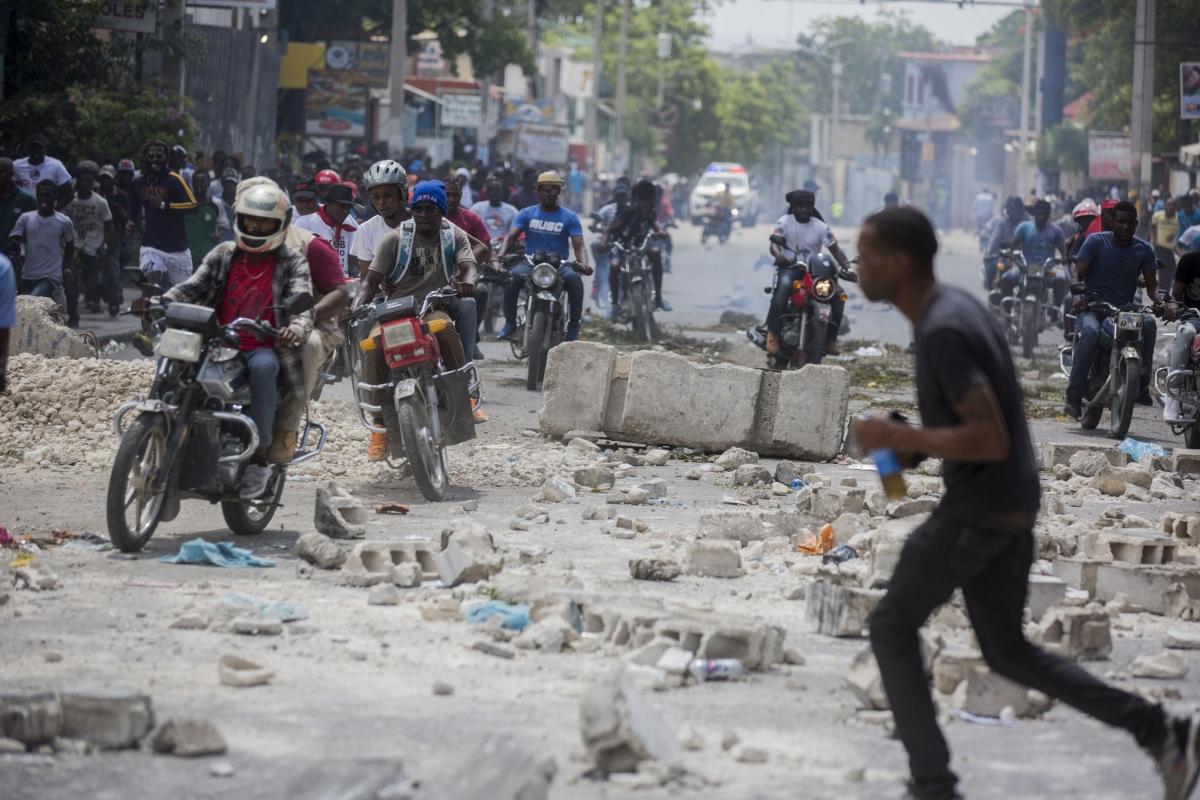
left=526, top=310, right=549, bottom=391
left=105, top=414, right=169, bottom=553
left=1109, top=359, right=1138, bottom=439
left=804, top=317, right=827, bottom=366
left=631, top=288, right=654, bottom=343
left=223, top=467, right=286, bottom=535
left=397, top=395, right=447, bottom=501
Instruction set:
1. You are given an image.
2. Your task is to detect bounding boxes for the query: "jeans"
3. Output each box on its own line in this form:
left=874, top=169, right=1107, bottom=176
left=766, top=267, right=805, bottom=334
left=79, top=252, right=119, bottom=308
left=1170, top=320, right=1200, bottom=373
left=100, top=252, right=122, bottom=308
left=18, top=277, right=58, bottom=298
left=447, top=296, right=477, bottom=366
left=1067, top=311, right=1157, bottom=403
left=869, top=510, right=1166, bottom=797
left=504, top=263, right=583, bottom=330
left=245, top=347, right=279, bottom=451
left=590, top=244, right=610, bottom=305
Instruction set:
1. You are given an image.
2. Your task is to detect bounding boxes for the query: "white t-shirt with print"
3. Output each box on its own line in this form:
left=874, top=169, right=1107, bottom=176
left=14, top=156, right=72, bottom=193
left=294, top=211, right=356, bottom=276
left=349, top=213, right=400, bottom=268
left=773, top=214, right=836, bottom=256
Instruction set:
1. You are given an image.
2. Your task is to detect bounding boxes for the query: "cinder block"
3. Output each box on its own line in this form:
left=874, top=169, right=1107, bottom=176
left=341, top=540, right=439, bottom=586
left=1093, top=562, right=1200, bottom=615
left=1040, top=442, right=1128, bottom=469
left=1173, top=449, right=1200, bottom=475
left=1036, top=606, right=1112, bottom=660
left=1100, top=532, right=1178, bottom=566
left=1027, top=574, right=1067, bottom=621
left=59, top=690, right=154, bottom=750
left=537, top=341, right=617, bottom=437
left=758, top=366, right=850, bottom=460
left=0, top=692, right=62, bottom=746
left=683, top=539, right=743, bottom=578
left=805, top=580, right=883, bottom=637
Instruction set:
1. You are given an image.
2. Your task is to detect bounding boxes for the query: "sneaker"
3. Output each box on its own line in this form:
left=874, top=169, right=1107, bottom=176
left=902, top=780, right=963, bottom=800
left=471, top=397, right=489, bottom=424
left=1165, top=398, right=1185, bottom=422
left=497, top=323, right=516, bottom=340
left=367, top=431, right=388, bottom=462
left=108, top=304, right=120, bottom=318
left=825, top=341, right=840, bottom=356
left=1064, top=399, right=1082, bottom=420
left=656, top=297, right=673, bottom=312
left=238, top=464, right=273, bottom=500
left=565, top=322, right=581, bottom=342
left=1151, top=713, right=1200, bottom=800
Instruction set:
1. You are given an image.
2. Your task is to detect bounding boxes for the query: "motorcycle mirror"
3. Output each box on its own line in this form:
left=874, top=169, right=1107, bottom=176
left=768, top=234, right=787, bottom=247
left=284, top=293, right=315, bottom=315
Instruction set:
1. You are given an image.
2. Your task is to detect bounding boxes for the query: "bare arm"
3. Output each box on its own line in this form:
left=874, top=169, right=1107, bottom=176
left=1144, top=267, right=1159, bottom=303
left=496, top=227, right=520, bottom=260
left=571, top=234, right=591, bottom=275
left=829, top=241, right=852, bottom=270
left=354, top=269, right=384, bottom=310
left=314, top=285, right=348, bottom=325
left=853, top=383, right=1011, bottom=464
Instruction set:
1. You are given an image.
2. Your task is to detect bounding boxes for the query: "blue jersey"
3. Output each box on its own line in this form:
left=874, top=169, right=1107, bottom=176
left=1013, top=220, right=1064, bottom=266
left=511, top=204, right=583, bottom=259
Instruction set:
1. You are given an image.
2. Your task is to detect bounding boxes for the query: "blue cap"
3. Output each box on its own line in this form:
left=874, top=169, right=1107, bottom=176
left=411, top=180, right=447, bottom=213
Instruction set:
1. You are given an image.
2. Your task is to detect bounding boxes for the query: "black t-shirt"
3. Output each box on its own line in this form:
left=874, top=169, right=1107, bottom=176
left=613, top=206, right=655, bottom=244
left=914, top=285, right=1041, bottom=515
left=1175, top=253, right=1200, bottom=309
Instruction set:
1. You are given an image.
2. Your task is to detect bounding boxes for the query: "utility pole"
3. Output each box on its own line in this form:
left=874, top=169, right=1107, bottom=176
left=830, top=46, right=842, bottom=172
left=480, top=0, right=495, bottom=167
left=1130, top=0, right=1156, bottom=204
left=584, top=0, right=605, bottom=210
left=244, top=8, right=263, bottom=168
left=1016, top=0, right=1033, bottom=199
left=388, top=0, right=409, bottom=157
left=655, top=1, right=669, bottom=110
left=1033, top=21, right=1045, bottom=194
left=162, top=0, right=184, bottom=98
left=614, top=0, right=630, bottom=175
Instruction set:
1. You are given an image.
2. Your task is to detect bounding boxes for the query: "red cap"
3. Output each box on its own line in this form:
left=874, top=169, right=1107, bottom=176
left=315, top=169, right=341, bottom=185
left=1101, top=198, right=1118, bottom=209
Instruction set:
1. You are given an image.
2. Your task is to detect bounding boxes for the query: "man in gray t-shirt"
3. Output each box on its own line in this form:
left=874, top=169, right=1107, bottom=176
left=9, top=180, right=77, bottom=324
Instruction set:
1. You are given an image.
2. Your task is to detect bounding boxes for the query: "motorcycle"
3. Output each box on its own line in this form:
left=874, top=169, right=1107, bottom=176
left=747, top=234, right=857, bottom=369
left=478, top=239, right=515, bottom=335
left=1062, top=293, right=1156, bottom=439
left=991, top=249, right=1063, bottom=359
left=106, top=284, right=322, bottom=553
left=351, top=286, right=478, bottom=501
left=607, top=232, right=666, bottom=343
left=1155, top=307, right=1200, bottom=449
left=701, top=204, right=736, bottom=245
left=503, top=252, right=576, bottom=391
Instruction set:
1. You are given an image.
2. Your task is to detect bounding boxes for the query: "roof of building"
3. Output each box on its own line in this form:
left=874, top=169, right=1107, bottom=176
left=896, top=50, right=993, bottom=64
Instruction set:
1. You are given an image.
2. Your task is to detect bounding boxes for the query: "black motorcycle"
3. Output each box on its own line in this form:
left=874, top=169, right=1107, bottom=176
left=991, top=249, right=1062, bottom=359
left=701, top=203, right=735, bottom=245
left=747, top=234, right=856, bottom=369
left=607, top=232, right=666, bottom=343
left=504, top=251, right=577, bottom=390
left=107, top=287, right=322, bottom=552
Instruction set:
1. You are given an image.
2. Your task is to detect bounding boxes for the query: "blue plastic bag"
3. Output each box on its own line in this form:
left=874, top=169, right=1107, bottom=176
left=159, top=538, right=277, bottom=568
left=1118, top=438, right=1166, bottom=462
left=464, top=601, right=531, bottom=631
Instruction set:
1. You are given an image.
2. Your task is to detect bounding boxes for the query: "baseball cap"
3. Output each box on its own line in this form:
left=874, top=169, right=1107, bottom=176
left=222, top=167, right=241, bottom=183
left=323, top=184, right=355, bottom=206
left=117, top=159, right=136, bottom=173
left=27, top=134, right=47, bottom=148
left=99, top=165, right=117, bottom=179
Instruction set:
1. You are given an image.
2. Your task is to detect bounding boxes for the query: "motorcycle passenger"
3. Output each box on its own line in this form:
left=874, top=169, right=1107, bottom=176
left=496, top=171, right=592, bottom=342
left=605, top=179, right=671, bottom=316
left=713, top=182, right=735, bottom=225
left=1161, top=249, right=1200, bottom=422
left=766, top=189, right=854, bottom=357
left=1064, top=201, right=1159, bottom=420
left=1066, top=199, right=1099, bottom=264
left=162, top=182, right=314, bottom=498
left=354, top=179, right=483, bottom=460
left=983, top=196, right=1027, bottom=292
left=1004, top=198, right=1068, bottom=304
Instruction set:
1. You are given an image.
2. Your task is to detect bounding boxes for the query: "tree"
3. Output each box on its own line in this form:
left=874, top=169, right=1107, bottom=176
left=1036, top=122, right=1088, bottom=175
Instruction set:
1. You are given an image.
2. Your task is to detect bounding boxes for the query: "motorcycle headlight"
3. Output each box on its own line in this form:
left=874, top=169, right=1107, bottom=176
left=532, top=263, right=558, bottom=289
left=382, top=320, right=418, bottom=350
left=813, top=277, right=835, bottom=300
left=155, top=328, right=203, bottom=363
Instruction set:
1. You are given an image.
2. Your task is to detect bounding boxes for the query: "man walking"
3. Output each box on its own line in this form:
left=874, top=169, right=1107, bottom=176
left=851, top=206, right=1199, bottom=800
left=66, top=160, right=116, bottom=317
left=9, top=181, right=76, bottom=324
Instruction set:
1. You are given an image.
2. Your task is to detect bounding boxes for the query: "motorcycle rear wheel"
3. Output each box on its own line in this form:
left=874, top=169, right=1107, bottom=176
left=1108, top=360, right=1138, bottom=439
left=223, top=468, right=285, bottom=535
left=106, top=414, right=169, bottom=553
left=1021, top=302, right=1038, bottom=359
left=397, top=396, right=447, bottom=501
left=526, top=310, right=549, bottom=391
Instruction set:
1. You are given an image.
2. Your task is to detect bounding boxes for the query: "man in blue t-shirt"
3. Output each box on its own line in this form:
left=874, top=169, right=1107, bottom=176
left=1003, top=198, right=1068, bottom=303
left=1064, top=200, right=1159, bottom=419
left=1177, top=194, right=1200, bottom=233
left=496, top=171, right=592, bottom=341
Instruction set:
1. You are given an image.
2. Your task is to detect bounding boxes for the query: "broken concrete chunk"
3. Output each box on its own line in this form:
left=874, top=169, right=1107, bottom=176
left=683, top=539, right=743, bottom=578
left=624, top=487, right=650, bottom=505
left=629, top=557, right=681, bottom=582
left=0, top=737, right=24, bottom=754
left=218, top=654, right=274, bottom=688
left=655, top=647, right=695, bottom=676
left=435, top=525, right=504, bottom=587
left=733, top=744, right=769, bottom=763
left=579, top=669, right=682, bottom=774
left=1131, top=651, right=1189, bottom=680
left=169, top=613, right=210, bottom=631
left=1069, top=450, right=1110, bottom=477
left=14, top=564, right=61, bottom=591
left=436, top=734, right=557, bottom=800
left=806, top=580, right=883, bottom=637
left=1036, top=605, right=1112, bottom=661
left=1092, top=467, right=1130, bottom=497
left=567, top=437, right=601, bottom=453
left=59, top=691, right=154, bottom=750
left=643, top=448, right=671, bottom=466
left=639, top=478, right=668, bottom=499
left=390, top=562, right=422, bottom=588
left=844, top=647, right=890, bottom=710
left=515, top=617, right=575, bottom=652
left=0, top=692, right=63, bottom=746
left=368, top=584, right=402, bottom=606
left=233, top=617, right=282, bottom=636
left=541, top=477, right=577, bottom=503
left=1163, top=630, right=1200, bottom=650
left=151, top=719, right=227, bottom=757
left=1172, top=449, right=1200, bottom=475
left=314, top=482, right=367, bottom=539
left=1026, top=574, right=1067, bottom=621
left=295, top=532, right=347, bottom=570
left=715, top=447, right=758, bottom=471
left=961, top=667, right=1034, bottom=718
left=574, top=466, right=616, bottom=490
left=931, top=649, right=986, bottom=696
left=732, top=464, right=772, bottom=486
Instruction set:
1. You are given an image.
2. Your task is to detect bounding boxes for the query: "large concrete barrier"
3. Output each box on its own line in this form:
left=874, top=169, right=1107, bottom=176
left=14, top=296, right=92, bottom=359
left=537, top=342, right=850, bottom=459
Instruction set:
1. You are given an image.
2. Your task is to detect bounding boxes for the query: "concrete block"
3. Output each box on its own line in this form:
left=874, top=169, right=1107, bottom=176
left=390, top=562, right=423, bottom=588
left=295, top=532, right=347, bottom=569
left=13, top=296, right=92, bottom=358
left=805, top=580, right=884, bottom=637
left=151, top=719, right=228, bottom=757
left=759, top=366, right=851, bottom=460
left=629, top=557, right=681, bottom=582
left=538, top=341, right=617, bottom=437
left=368, top=584, right=402, bottom=606
left=1099, top=532, right=1178, bottom=565
left=579, top=669, right=682, bottom=774
left=613, top=350, right=760, bottom=451
left=654, top=615, right=785, bottom=670
left=733, top=464, right=772, bottom=486
left=436, top=735, right=557, bottom=800
left=715, top=447, right=759, bottom=470
left=1041, top=442, right=1128, bottom=469
left=655, top=647, right=695, bottom=676
left=1027, top=574, right=1067, bottom=621
left=314, top=482, right=367, bottom=539
left=1173, top=449, right=1200, bottom=475
left=844, top=646, right=890, bottom=710
left=932, top=649, right=986, bottom=695
left=574, top=466, right=616, bottom=490
left=683, top=539, right=743, bottom=578
left=698, top=510, right=803, bottom=544
left=1036, top=606, right=1112, bottom=660
left=1093, top=562, right=1200, bottom=615
left=961, top=667, right=1031, bottom=718
left=341, top=540, right=439, bottom=586
left=59, top=690, right=154, bottom=750
left=639, top=478, right=668, bottom=499
left=1131, top=651, right=1189, bottom=680
left=435, top=537, right=504, bottom=587
left=0, top=692, right=62, bottom=746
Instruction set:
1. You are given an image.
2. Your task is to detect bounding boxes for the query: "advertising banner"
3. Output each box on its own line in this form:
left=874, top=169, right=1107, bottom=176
left=440, top=93, right=483, bottom=128
left=1088, top=132, right=1131, bottom=181
left=1183, top=63, right=1200, bottom=120
left=515, top=123, right=570, bottom=165
left=306, top=70, right=368, bottom=138
left=95, top=1, right=157, bottom=34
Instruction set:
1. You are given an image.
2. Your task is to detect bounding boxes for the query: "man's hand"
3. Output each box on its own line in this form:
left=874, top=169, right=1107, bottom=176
left=851, top=415, right=906, bottom=453
left=577, top=263, right=594, bottom=276
left=774, top=255, right=790, bottom=268
left=1071, top=295, right=1087, bottom=312
left=452, top=279, right=475, bottom=298
left=277, top=328, right=301, bottom=349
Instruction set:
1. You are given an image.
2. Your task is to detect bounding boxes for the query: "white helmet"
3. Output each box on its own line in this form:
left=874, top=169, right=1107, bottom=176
left=364, top=159, right=407, bottom=189
left=234, top=182, right=292, bottom=253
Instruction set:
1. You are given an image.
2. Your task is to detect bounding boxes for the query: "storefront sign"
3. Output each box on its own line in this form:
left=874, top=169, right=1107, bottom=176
left=306, top=70, right=368, bottom=138
left=440, top=93, right=482, bottom=128
left=515, top=123, right=570, bottom=165
left=95, top=1, right=157, bottom=34
left=1088, top=132, right=1131, bottom=181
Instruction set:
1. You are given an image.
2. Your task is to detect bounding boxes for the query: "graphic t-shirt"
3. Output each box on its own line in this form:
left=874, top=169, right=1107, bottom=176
left=510, top=205, right=582, bottom=259
left=66, top=193, right=113, bottom=256
left=1012, top=220, right=1065, bottom=266
left=11, top=211, right=74, bottom=282
left=218, top=252, right=277, bottom=350
left=1152, top=210, right=1180, bottom=249
left=370, top=225, right=474, bottom=305
left=186, top=200, right=223, bottom=266
left=1174, top=253, right=1200, bottom=309
left=773, top=214, right=836, bottom=256
left=294, top=207, right=357, bottom=276
left=131, top=171, right=197, bottom=253
left=13, top=156, right=71, bottom=193
left=469, top=200, right=518, bottom=243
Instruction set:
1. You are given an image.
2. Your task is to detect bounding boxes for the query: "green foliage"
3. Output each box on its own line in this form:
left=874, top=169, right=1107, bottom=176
left=959, top=10, right=1025, bottom=140
left=1036, top=122, right=1088, bottom=174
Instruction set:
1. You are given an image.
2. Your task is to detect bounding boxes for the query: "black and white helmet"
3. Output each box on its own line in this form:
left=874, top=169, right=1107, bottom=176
left=364, top=159, right=407, bottom=189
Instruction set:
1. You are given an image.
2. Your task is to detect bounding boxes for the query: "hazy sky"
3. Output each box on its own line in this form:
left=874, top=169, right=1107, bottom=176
left=704, top=0, right=1014, bottom=51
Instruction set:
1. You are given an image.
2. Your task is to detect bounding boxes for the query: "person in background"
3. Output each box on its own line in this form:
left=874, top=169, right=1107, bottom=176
left=349, top=160, right=409, bottom=278
left=1004, top=198, right=1067, bottom=305
left=1162, top=246, right=1200, bottom=423
left=567, top=162, right=586, bottom=210
left=853, top=204, right=1200, bottom=800
left=65, top=160, right=115, bottom=317
left=96, top=165, right=128, bottom=311
left=313, top=169, right=341, bottom=203
left=0, top=158, right=37, bottom=245
left=185, top=171, right=228, bottom=269
left=291, top=176, right=319, bottom=217
left=130, top=140, right=198, bottom=288
left=972, top=187, right=995, bottom=236
left=0, top=252, right=13, bottom=393
left=217, top=168, right=240, bottom=243
left=983, top=196, right=1027, bottom=293
left=455, top=167, right=474, bottom=207
left=509, top=168, right=539, bottom=211
left=445, top=178, right=491, bottom=262
left=9, top=180, right=76, bottom=323
left=294, top=183, right=357, bottom=276
left=469, top=179, right=518, bottom=246
left=1153, top=197, right=1181, bottom=286
left=13, top=134, right=72, bottom=208
left=605, top=179, right=671, bottom=315
left=1179, top=194, right=1200, bottom=234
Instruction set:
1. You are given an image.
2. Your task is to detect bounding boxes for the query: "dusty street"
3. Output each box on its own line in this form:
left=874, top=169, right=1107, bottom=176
left=2, top=221, right=1199, bottom=800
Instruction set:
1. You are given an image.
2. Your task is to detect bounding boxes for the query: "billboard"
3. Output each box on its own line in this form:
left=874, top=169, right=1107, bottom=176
left=95, top=1, right=157, bottom=34
left=440, top=93, right=482, bottom=128
left=1088, top=132, right=1131, bottom=181
left=325, top=41, right=391, bottom=89
left=306, top=70, right=368, bottom=138
left=515, top=123, right=570, bottom=165
left=1183, top=63, right=1200, bottom=120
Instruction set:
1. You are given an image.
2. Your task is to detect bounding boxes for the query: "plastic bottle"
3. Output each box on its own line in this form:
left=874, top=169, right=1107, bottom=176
left=789, top=478, right=806, bottom=490
left=688, top=658, right=745, bottom=683
left=869, top=448, right=908, bottom=500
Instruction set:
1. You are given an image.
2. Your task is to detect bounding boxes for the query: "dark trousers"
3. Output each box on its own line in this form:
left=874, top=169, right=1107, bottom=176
left=869, top=510, right=1166, bottom=796
left=504, top=263, right=583, bottom=330
left=766, top=267, right=805, bottom=333
left=79, top=252, right=119, bottom=307
left=609, top=251, right=663, bottom=307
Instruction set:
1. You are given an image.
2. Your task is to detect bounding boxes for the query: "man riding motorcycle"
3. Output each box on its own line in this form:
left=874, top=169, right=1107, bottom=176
left=1064, top=200, right=1159, bottom=419
left=591, top=181, right=631, bottom=307
left=354, top=180, right=482, bottom=460
left=983, top=196, right=1027, bottom=292
left=766, top=189, right=854, bottom=357
left=1002, top=198, right=1068, bottom=305
left=161, top=181, right=314, bottom=498
left=604, top=179, right=671, bottom=316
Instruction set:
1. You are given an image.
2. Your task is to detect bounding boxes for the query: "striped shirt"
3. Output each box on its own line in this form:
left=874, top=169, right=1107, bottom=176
left=132, top=170, right=197, bottom=253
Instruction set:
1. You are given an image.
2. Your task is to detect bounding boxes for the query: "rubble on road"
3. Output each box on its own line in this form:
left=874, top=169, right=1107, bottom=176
left=579, top=668, right=682, bottom=774
left=12, top=296, right=93, bottom=359
left=59, top=690, right=154, bottom=750
left=295, top=532, right=347, bottom=569
left=630, top=557, right=681, bottom=582
left=314, top=482, right=367, bottom=539
left=151, top=719, right=228, bottom=757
